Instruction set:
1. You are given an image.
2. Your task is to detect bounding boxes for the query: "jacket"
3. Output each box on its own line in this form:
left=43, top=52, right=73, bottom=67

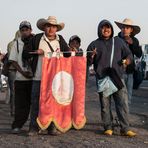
left=22, top=33, right=70, bottom=76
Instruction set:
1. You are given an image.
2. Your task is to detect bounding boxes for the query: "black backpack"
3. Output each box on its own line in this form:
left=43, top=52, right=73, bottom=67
left=1, top=53, right=10, bottom=76
left=1, top=40, right=19, bottom=77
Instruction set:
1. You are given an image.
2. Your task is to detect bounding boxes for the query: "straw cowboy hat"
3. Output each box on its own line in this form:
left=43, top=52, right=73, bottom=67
left=37, top=16, right=65, bottom=31
left=115, top=18, right=141, bottom=36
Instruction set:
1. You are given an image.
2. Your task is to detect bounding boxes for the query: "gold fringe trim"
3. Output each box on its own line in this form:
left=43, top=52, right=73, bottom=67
left=37, top=116, right=86, bottom=133
left=72, top=116, right=86, bottom=130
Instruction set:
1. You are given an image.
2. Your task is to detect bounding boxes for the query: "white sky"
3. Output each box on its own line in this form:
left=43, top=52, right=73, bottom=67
left=0, top=0, right=148, bottom=52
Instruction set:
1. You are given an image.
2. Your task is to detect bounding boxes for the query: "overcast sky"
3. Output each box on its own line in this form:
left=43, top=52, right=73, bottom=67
left=0, top=0, right=148, bottom=52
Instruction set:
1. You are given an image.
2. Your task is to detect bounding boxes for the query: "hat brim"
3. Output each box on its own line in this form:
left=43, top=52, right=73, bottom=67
left=115, top=21, right=141, bottom=36
left=37, top=18, right=65, bottom=32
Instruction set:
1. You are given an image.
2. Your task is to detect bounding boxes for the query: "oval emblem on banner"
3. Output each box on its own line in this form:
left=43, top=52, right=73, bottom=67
left=52, top=71, right=74, bottom=105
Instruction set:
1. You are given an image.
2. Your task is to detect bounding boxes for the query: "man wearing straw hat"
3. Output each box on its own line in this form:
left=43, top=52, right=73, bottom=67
left=23, top=16, right=70, bottom=136
left=115, top=18, right=142, bottom=105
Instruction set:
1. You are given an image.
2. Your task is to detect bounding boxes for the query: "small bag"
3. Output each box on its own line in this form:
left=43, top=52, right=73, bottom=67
left=98, top=76, right=118, bottom=97
left=105, top=67, right=124, bottom=90
left=97, top=38, right=119, bottom=97
left=2, top=40, right=19, bottom=77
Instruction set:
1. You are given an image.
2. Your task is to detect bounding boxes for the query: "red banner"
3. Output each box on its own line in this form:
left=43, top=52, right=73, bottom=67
left=37, top=56, right=86, bottom=133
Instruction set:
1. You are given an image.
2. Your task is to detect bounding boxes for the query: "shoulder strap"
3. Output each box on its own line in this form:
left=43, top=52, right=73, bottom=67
left=34, top=33, right=44, bottom=51
left=44, top=39, right=54, bottom=52
left=110, top=38, right=114, bottom=68
left=16, top=40, right=19, bottom=53
left=59, top=35, right=69, bottom=51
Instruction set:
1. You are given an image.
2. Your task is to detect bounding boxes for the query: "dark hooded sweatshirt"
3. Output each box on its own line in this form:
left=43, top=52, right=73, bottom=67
left=87, top=20, right=133, bottom=79
left=118, top=32, right=142, bottom=74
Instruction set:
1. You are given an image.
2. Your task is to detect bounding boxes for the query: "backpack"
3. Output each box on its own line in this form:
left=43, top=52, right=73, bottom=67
left=133, top=69, right=143, bottom=89
left=1, top=53, right=10, bottom=76
left=1, top=40, right=19, bottom=77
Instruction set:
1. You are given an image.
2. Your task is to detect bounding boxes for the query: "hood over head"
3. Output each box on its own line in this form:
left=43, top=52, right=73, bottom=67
left=97, top=20, right=114, bottom=39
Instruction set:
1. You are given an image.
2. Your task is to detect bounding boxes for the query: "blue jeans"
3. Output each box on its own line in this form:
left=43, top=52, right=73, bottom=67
left=29, top=80, right=41, bottom=130
left=99, top=80, right=129, bottom=133
left=123, top=74, right=133, bottom=105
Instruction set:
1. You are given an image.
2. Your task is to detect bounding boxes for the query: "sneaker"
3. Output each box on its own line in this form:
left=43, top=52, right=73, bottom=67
left=11, top=128, right=21, bottom=134
left=121, top=130, right=137, bottom=137
left=104, top=130, right=113, bottom=136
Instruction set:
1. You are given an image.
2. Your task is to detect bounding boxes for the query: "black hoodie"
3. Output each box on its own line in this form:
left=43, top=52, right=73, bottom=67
left=87, top=20, right=133, bottom=79
left=118, top=32, right=142, bottom=74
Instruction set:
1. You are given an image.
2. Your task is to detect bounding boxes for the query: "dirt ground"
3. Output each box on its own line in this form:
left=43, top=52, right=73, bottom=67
left=0, top=76, right=148, bottom=148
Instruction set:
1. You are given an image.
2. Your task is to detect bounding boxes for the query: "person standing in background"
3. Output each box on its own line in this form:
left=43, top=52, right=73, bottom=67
left=9, top=21, right=33, bottom=134
left=115, top=18, right=142, bottom=105
left=6, top=30, right=21, bottom=116
left=0, top=49, right=4, bottom=91
left=69, top=35, right=83, bottom=56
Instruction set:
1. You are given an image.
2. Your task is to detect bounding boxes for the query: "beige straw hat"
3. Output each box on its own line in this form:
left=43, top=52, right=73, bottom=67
left=37, top=16, right=65, bottom=32
left=115, top=18, right=141, bottom=36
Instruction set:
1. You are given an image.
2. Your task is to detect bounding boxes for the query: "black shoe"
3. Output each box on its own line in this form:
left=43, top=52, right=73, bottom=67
left=11, top=128, right=21, bottom=134
left=49, top=128, right=62, bottom=136
left=38, top=129, right=48, bottom=135
left=48, top=123, right=62, bottom=136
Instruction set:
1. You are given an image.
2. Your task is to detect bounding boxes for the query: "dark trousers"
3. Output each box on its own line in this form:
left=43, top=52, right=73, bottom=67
left=12, top=80, right=32, bottom=129
left=99, top=80, right=129, bottom=132
left=29, top=80, right=40, bottom=130
left=8, top=71, right=16, bottom=116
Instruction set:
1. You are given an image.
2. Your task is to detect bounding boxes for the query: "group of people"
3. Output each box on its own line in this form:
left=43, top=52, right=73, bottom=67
left=0, top=16, right=142, bottom=137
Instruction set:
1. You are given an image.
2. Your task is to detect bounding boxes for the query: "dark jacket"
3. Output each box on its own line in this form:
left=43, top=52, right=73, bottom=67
left=22, top=33, right=70, bottom=76
left=118, top=32, right=142, bottom=74
left=87, top=20, right=133, bottom=79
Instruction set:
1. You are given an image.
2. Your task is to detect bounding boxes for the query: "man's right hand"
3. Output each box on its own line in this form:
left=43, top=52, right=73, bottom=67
left=22, top=71, right=33, bottom=78
left=29, top=49, right=44, bottom=55
left=91, top=48, right=97, bottom=59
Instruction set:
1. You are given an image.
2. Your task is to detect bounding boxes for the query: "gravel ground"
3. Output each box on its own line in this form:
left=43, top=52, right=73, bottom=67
left=0, top=77, right=148, bottom=148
